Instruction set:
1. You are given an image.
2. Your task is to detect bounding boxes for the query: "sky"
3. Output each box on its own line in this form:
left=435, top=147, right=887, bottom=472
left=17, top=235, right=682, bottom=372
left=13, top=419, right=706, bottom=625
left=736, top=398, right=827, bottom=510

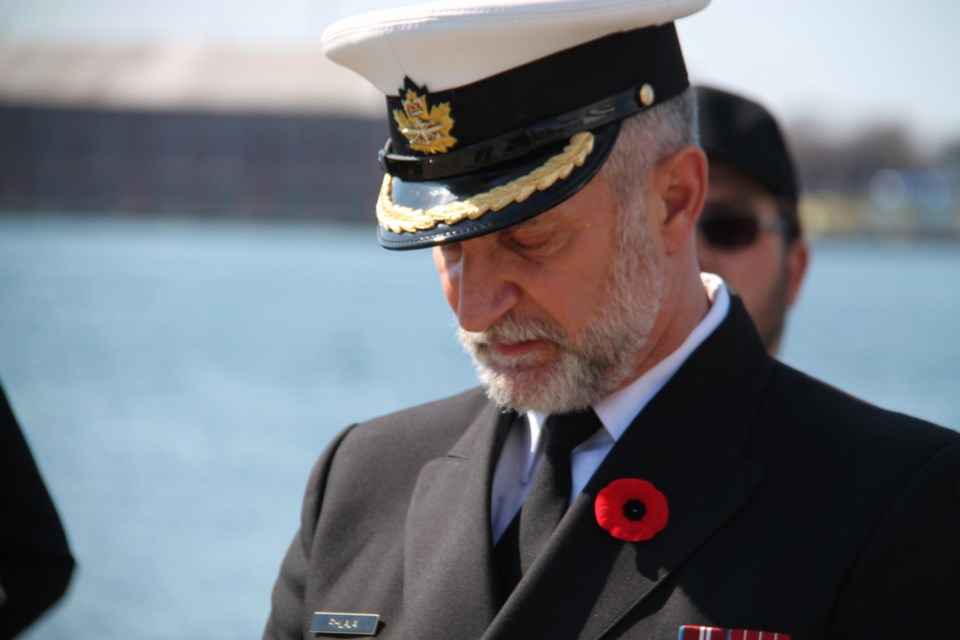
left=2, top=0, right=959, bottom=147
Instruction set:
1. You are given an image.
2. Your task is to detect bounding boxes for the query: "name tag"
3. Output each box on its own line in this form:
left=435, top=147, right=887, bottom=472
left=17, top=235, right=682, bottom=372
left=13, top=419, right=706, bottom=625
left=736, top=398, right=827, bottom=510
left=310, top=612, right=380, bottom=636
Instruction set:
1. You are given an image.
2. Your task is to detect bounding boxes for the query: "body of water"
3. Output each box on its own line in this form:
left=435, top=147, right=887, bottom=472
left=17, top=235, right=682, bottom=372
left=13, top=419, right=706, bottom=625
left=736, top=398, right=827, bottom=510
left=1, top=215, right=957, bottom=638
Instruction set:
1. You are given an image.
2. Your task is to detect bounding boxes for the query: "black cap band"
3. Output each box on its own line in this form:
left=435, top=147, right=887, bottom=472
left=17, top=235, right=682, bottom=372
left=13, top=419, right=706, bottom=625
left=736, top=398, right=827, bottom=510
left=383, top=23, right=688, bottom=181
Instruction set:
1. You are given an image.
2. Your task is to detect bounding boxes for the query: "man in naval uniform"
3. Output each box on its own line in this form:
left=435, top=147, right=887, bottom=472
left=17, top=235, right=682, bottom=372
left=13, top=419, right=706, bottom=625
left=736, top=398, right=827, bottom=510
left=265, top=1, right=960, bottom=638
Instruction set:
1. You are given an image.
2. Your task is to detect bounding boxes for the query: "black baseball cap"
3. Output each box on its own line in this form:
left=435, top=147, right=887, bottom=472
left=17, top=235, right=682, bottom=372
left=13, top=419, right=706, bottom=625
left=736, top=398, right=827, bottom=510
left=695, top=85, right=799, bottom=206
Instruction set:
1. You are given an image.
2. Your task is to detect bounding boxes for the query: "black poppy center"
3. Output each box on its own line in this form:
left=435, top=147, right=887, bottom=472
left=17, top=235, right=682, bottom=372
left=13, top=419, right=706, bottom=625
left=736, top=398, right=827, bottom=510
left=622, top=499, right=647, bottom=521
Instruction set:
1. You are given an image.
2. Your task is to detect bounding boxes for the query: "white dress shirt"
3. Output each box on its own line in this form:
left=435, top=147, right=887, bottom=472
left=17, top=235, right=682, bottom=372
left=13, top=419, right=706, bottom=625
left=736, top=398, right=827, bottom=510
left=490, top=274, right=730, bottom=541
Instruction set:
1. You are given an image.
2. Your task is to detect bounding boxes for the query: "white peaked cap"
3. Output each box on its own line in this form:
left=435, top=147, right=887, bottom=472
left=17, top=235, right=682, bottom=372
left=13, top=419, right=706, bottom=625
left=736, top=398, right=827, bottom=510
left=322, top=0, right=710, bottom=95
left=320, top=0, right=710, bottom=250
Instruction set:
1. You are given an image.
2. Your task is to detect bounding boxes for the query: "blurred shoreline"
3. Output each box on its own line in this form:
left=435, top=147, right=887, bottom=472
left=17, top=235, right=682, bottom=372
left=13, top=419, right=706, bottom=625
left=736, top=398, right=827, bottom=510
left=2, top=45, right=957, bottom=237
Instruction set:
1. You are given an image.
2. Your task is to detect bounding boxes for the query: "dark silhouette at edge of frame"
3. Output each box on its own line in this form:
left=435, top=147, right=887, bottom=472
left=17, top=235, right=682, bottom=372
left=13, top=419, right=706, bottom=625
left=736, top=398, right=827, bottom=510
left=0, top=381, right=75, bottom=639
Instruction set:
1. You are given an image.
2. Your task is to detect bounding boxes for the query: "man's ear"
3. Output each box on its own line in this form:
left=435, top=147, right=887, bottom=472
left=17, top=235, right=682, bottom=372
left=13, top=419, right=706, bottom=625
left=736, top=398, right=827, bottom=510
left=785, top=238, right=810, bottom=308
left=652, top=145, right=708, bottom=255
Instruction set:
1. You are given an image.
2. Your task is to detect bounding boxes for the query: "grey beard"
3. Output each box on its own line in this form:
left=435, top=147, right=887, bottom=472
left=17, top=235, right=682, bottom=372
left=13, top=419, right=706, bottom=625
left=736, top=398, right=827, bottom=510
left=458, top=214, right=663, bottom=414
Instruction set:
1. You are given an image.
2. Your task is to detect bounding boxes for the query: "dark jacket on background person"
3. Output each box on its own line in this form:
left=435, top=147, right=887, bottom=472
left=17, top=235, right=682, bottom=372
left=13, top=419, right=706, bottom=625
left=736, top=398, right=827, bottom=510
left=0, top=384, right=74, bottom=639
left=266, top=298, right=960, bottom=639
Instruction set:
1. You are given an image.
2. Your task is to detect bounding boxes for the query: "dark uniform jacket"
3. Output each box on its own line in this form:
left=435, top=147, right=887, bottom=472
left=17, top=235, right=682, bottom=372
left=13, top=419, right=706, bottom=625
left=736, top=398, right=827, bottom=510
left=265, top=299, right=960, bottom=639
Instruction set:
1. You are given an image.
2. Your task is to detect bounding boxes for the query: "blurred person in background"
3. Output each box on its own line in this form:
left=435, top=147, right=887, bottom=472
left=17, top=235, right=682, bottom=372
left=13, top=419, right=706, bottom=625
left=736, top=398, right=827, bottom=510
left=0, top=382, right=74, bottom=639
left=695, top=85, right=809, bottom=356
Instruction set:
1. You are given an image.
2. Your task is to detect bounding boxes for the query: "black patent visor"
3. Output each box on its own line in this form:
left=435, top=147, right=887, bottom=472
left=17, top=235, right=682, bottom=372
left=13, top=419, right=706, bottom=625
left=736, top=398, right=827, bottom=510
left=377, top=121, right=622, bottom=250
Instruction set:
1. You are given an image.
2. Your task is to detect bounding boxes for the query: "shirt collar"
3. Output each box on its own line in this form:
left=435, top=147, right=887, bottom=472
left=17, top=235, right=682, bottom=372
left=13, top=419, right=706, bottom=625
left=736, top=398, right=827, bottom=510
left=527, top=273, right=730, bottom=446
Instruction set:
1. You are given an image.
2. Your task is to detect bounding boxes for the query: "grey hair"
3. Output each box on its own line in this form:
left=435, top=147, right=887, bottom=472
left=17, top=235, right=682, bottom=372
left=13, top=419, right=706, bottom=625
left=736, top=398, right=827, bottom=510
left=600, top=87, right=698, bottom=302
left=602, top=87, right=699, bottom=208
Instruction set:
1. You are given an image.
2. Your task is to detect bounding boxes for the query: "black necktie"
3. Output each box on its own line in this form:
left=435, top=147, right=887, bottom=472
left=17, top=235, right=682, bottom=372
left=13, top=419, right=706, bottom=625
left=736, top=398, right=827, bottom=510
left=495, top=409, right=602, bottom=596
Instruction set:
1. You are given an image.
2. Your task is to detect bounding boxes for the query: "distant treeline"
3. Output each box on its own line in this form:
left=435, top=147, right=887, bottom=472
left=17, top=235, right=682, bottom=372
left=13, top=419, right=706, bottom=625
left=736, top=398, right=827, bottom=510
left=789, top=120, right=960, bottom=194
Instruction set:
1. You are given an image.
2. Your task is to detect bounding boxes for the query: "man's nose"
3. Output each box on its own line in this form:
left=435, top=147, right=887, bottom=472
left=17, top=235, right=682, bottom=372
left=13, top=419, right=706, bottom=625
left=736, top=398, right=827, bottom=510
left=453, top=241, right=521, bottom=333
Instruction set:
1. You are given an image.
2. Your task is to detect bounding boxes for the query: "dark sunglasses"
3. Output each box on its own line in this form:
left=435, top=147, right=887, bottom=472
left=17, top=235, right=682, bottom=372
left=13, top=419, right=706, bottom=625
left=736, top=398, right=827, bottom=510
left=698, top=204, right=790, bottom=250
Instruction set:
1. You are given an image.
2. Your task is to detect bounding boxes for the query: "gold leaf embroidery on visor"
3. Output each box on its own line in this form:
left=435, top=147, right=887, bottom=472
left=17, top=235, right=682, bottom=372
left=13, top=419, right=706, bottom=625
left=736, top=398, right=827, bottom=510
left=376, top=132, right=595, bottom=235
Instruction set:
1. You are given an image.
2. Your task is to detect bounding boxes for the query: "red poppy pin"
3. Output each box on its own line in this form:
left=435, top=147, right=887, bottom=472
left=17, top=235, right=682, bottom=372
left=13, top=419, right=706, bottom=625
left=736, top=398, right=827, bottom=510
left=594, top=478, right=669, bottom=542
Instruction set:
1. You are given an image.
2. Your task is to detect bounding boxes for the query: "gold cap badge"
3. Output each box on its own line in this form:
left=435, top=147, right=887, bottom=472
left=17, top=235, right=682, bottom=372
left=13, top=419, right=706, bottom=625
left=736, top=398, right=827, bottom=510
left=392, top=83, right=457, bottom=154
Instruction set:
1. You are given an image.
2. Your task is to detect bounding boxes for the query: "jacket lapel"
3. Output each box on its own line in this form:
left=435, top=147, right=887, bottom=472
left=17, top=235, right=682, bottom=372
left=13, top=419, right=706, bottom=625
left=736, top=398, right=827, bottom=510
left=486, top=459, right=764, bottom=640
left=402, top=401, right=514, bottom=640
left=485, top=298, right=774, bottom=639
